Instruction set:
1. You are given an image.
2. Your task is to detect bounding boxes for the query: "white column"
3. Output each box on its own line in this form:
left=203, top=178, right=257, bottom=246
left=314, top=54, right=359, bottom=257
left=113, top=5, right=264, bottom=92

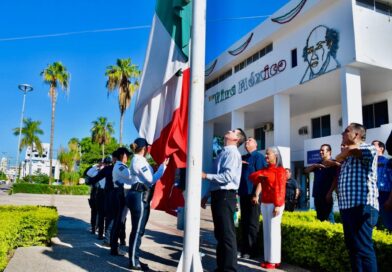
left=231, top=110, right=246, bottom=154
left=273, top=94, right=290, bottom=147
left=273, top=94, right=291, bottom=168
left=340, top=66, right=362, bottom=128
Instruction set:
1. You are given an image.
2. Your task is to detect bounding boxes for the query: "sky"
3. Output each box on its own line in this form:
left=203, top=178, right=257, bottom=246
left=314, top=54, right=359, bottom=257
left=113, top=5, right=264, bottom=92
left=0, top=0, right=289, bottom=165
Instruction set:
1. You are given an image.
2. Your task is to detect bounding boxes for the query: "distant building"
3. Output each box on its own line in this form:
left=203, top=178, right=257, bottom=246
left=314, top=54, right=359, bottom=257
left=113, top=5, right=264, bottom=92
left=22, top=143, right=60, bottom=180
left=0, top=157, right=7, bottom=173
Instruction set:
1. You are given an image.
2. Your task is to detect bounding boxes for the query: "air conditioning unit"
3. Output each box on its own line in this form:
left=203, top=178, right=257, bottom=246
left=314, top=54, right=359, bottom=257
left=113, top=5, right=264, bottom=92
left=298, top=126, right=308, bottom=135
left=263, top=122, right=274, bottom=132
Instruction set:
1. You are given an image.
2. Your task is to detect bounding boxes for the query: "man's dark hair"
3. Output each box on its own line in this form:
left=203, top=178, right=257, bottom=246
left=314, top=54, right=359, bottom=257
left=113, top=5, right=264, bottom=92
left=349, top=123, right=366, bottom=141
left=372, top=140, right=385, bottom=153
left=320, top=144, right=332, bottom=152
left=236, top=128, right=247, bottom=147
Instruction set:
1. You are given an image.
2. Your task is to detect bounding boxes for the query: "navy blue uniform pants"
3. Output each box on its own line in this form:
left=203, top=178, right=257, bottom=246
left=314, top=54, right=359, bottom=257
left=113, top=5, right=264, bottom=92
left=126, top=190, right=149, bottom=267
left=110, top=188, right=125, bottom=254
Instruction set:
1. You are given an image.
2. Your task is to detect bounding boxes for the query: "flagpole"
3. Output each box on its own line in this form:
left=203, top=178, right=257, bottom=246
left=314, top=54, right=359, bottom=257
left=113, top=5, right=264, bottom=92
left=178, top=0, right=206, bottom=271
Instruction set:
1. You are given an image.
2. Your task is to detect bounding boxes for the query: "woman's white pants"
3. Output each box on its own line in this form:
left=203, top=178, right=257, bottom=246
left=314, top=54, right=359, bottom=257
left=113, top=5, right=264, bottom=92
left=260, top=203, right=283, bottom=263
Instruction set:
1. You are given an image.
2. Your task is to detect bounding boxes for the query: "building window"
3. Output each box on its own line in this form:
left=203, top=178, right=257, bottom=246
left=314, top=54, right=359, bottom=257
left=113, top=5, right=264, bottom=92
left=356, top=0, right=392, bottom=15
left=254, top=127, right=266, bottom=150
left=291, top=48, right=297, bottom=68
left=205, top=69, right=232, bottom=91
left=311, top=115, right=331, bottom=139
left=362, top=100, right=389, bottom=129
left=356, top=0, right=375, bottom=9
left=234, top=43, right=273, bottom=74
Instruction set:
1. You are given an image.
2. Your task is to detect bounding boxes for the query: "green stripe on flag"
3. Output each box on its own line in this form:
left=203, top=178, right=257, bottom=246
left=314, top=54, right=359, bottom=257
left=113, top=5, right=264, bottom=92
left=156, top=0, right=192, bottom=61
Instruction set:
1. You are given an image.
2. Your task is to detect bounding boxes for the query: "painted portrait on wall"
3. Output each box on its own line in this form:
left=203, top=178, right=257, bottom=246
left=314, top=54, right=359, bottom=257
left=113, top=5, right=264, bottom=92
left=300, top=25, right=340, bottom=84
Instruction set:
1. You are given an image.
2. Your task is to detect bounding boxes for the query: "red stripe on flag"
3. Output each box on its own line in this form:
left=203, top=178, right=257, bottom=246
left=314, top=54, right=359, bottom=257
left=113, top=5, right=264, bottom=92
left=150, top=68, right=190, bottom=214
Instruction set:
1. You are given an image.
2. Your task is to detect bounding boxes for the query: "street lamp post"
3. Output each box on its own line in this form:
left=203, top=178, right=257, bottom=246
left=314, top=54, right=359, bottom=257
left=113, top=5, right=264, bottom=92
left=16, top=84, right=33, bottom=180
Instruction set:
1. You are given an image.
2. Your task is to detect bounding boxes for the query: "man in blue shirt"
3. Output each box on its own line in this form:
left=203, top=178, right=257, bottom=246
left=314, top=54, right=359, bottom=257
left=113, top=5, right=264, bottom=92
left=238, top=137, right=266, bottom=259
left=372, top=140, right=392, bottom=230
left=202, top=128, right=247, bottom=272
left=305, top=144, right=338, bottom=223
left=336, top=123, right=378, bottom=272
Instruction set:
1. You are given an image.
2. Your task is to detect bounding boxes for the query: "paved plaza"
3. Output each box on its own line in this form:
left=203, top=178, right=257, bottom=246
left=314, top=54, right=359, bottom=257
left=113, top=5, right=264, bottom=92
left=0, top=192, right=308, bottom=272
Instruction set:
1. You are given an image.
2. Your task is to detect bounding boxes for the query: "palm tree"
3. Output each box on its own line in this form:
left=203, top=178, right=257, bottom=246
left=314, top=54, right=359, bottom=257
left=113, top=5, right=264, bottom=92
left=41, top=61, right=70, bottom=182
left=57, top=138, right=81, bottom=185
left=13, top=118, right=44, bottom=177
left=105, top=58, right=140, bottom=145
left=91, top=117, right=115, bottom=159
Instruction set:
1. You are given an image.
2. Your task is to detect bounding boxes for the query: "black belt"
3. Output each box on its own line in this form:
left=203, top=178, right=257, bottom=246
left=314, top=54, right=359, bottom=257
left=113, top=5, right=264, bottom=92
left=131, top=183, right=148, bottom=192
left=211, top=189, right=236, bottom=197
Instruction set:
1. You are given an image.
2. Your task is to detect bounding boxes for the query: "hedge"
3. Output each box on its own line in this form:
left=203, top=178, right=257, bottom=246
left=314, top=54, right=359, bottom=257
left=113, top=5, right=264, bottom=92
left=240, top=210, right=392, bottom=271
left=11, top=183, right=90, bottom=195
left=0, top=205, right=58, bottom=271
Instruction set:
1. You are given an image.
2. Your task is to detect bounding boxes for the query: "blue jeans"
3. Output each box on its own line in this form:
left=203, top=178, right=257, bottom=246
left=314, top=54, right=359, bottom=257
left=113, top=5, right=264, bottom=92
left=126, top=190, right=149, bottom=267
left=341, top=205, right=378, bottom=272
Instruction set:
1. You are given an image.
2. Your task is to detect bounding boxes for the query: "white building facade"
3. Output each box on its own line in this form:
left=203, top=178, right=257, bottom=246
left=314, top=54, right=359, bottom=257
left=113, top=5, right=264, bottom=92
left=22, top=143, right=60, bottom=180
left=203, top=0, right=392, bottom=208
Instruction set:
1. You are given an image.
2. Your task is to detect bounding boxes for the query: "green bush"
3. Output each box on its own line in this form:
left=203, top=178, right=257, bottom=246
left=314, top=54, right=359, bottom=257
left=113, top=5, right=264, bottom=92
left=0, top=205, right=58, bottom=271
left=0, top=171, right=6, bottom=180
left=60, top=171, right=80, bottom=186
left=11, top=183, right=90, bottom=195
left=243, top=210, right=392, bottom=272
left=22, top=174, right=50, bottom=184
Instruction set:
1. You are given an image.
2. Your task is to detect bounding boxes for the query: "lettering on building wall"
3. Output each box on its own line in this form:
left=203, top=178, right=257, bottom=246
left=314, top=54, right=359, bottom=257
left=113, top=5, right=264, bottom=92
left=300, top=25, right=340, bottom=84
left=208, top=59, right=287, bottom=104
left=208, top=85, right=236, bottom=104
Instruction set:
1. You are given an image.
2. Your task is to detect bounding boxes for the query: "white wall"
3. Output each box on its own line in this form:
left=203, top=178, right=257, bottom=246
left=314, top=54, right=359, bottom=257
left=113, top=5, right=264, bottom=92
left=291, top=104, right=342, bottom=161
left=353, top=3, right=392, bottom=69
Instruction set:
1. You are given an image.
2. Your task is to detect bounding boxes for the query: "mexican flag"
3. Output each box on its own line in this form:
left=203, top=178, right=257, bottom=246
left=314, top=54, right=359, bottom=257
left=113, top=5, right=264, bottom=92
left=133, top=0, right=192, bottom=214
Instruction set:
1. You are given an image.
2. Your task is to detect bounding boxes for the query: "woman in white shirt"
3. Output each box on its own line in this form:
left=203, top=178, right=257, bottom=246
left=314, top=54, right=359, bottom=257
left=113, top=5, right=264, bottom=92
left=126, top=138, right=169, bottom=270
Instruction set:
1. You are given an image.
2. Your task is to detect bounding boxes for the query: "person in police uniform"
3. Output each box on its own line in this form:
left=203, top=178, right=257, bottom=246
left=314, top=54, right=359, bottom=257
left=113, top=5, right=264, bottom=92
left=126, top=138, right=169, bottom=270
left=110, top=147, right=131, bottom=256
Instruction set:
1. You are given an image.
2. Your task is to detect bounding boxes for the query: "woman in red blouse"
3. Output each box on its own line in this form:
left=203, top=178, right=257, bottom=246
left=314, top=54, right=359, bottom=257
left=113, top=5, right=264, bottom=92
left=249, top=146, right=286, bottom=269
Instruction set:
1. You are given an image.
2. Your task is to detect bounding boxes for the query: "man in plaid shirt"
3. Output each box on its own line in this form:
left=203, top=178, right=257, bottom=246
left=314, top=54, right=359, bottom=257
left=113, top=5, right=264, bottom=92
left=336, top=123, right=378, bottom=272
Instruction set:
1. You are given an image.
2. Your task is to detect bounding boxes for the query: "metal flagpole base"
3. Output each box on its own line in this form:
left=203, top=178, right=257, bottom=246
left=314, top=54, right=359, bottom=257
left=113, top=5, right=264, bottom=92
left=176, top=251, right=203, bottom=272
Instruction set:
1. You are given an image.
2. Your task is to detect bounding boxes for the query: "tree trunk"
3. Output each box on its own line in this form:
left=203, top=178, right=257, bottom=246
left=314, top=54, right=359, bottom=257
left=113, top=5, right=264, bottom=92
left=119, top=113, right=124, bottom=145
left=29, top=144, right=33, bottom=182
left=101, top=144, right=105, bottom=160
left=49, top=86, right=57, bottom=183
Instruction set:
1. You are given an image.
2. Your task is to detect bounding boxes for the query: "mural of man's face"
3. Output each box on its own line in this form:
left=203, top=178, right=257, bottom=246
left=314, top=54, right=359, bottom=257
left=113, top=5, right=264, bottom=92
left=305, top=26, right=330, bottom=75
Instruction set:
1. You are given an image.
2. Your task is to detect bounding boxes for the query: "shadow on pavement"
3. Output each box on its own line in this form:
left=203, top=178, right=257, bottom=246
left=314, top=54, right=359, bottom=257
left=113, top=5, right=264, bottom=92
left=42, top=215, right=130, bottom=271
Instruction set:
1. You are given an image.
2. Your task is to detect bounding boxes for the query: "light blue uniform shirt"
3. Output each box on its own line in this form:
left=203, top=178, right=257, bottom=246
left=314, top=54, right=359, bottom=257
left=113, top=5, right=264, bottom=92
left=129, top=154, right=166, bottom=188
left=112, top=161, right=132, bottom=188
left=112, top=157, right=166, bottom=189
left=205, top=145, right=242, bottom=192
